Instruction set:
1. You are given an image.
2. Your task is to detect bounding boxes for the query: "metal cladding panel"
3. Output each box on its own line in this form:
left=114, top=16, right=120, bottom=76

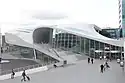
left=5, top=33, right=33, bottom=48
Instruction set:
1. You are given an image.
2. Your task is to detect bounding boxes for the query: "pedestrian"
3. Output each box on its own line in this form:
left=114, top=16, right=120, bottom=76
left=88, top=58, right=90, bottom=64
left=21, top=70, right=30, bottom=82
left=0, top=57, right=2, bottom=63
left=91, top=58, right=94, bottom=64
left=53, top=64, right=57, bottom=68
left=11, top=69, right=15, bottom=79
left=104, top=61, right=110, bottom=69
left=100, top=64, right=104, bottom=73
left=99, top=56, right=102, bottom=60
left=21, top=70, right=26, bottom=82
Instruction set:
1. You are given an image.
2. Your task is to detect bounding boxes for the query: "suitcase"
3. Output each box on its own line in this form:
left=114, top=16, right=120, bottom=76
left=26, top=76, right=30, bottom=81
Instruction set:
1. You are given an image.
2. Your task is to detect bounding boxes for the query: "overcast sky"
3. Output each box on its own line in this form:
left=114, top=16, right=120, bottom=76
left=0, top=0, right=119, bottom=33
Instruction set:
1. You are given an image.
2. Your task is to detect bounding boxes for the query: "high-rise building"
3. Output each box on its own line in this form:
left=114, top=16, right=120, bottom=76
left=119, top=0, right=125, bottom=37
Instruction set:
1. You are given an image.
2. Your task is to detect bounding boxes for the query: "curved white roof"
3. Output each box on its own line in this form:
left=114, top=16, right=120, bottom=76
left=5, top=23, right=123, bottom=47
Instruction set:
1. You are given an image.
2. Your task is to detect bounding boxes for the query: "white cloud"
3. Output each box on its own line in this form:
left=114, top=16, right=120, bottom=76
left=0, top=0, right=119, bottom=33
left=31, top=11, right=68, bottom=20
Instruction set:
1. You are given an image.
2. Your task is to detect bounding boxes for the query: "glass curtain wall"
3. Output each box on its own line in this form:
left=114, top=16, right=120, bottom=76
left=36, top=50, right=59, bottom=64
left=9, top=45, right=59, bottom=64
left=52, top=28, right=122, bottom=59
left=10, top=45, right=34, bottom=59
left=53, top=29, right=81, bottom=52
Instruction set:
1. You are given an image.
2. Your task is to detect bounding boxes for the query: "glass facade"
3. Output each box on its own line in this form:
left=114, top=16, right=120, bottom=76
left=101, top=29, right=119, bottom=39
left=6, top=28, right=123, bottom=64
left=52, top=29, right=123, bottom=59
left=9, top=45, right=59, bottom=64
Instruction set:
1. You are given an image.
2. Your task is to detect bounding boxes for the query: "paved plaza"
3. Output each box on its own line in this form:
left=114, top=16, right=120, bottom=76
left=0, top=53, right=39, bottom=72
left=0, top=59, right=39, bottom=72
left=0, top=59, right=125, bottom=83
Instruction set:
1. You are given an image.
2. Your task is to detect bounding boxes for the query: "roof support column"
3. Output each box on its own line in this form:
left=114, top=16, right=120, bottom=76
left=80, top=37, right=82, bottom=53
left=64, top=33, right=66, bottom=49
left=89, top=39, right=90, bottom=57
left=103, top=43, right=105, bottom=58
left=114, top=46, right=118, bottom=59
left=71, top=34, right=73, bottom=51
left=99, top=41, right=100, bottom=58
left=94, top=40, right=95, bottom=58
left=49, top=29, right=53, bottom=46
left=33, top=43, right=37, bottom=60
left=121, top=47, right=122, bottom=60
left=60, top=33, right=62, bottom=48
left=57, top=33, right=59, bottom=49
left=110, top=45, right=111, bottom=59
left=84, top=38, right=86, bottom=55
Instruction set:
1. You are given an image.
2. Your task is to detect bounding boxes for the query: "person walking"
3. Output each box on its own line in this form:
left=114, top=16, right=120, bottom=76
left=88, top=58, right=90, bottom=64
left=0, top=57, right=2, bottom=63
left=100, top=64, right=104, bottom=73
left=21, top=70, right=26, bottom=82
left=53, top=64, right=57, bottom=68
left=11, top=69, right=15, bottom=79
left=21, top=70, right=30, bottom=82
left=105, top=61, right=110, bottom=68
left=91, top=58, right=94, bottom=64
left=104, top=61, right=110, bottom=70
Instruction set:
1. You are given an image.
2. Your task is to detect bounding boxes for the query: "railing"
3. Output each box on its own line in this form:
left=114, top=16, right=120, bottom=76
left=37, top=44, right=64, bottom=61
left=0, top=62, right=52, bottom=75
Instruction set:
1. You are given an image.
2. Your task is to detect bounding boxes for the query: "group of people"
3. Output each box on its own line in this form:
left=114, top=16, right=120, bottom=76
left=11, top=69, right=30, bottom=82
left=100, top=61, right=110, bottom=73
left=88, top=57, right=94, bottom=64
left=88, top=56, right=111, bottom=73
